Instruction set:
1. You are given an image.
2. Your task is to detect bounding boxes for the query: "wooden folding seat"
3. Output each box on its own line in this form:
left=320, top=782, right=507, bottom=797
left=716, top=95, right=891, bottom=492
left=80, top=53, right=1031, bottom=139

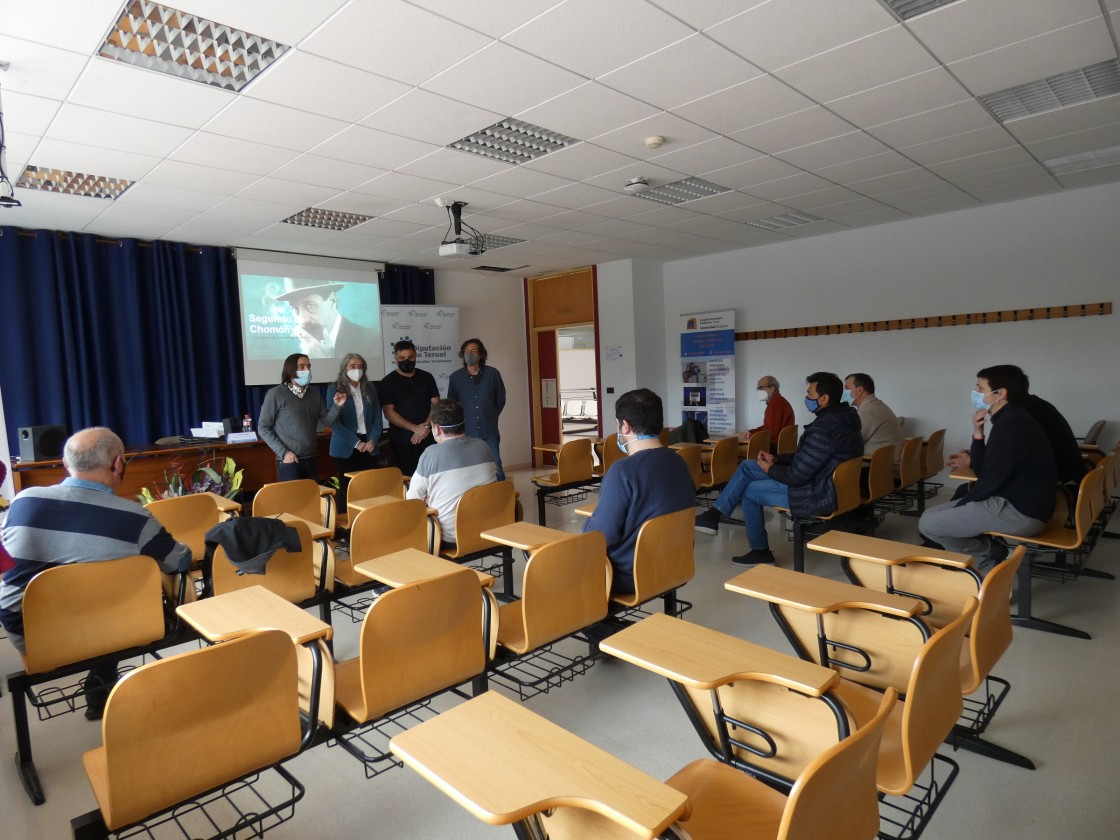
left=739, top=427, right=771, bottom=461
left=254, top=477, right=335, bottom=531
left=531, top=439, right=596, bottom=523
left=673, top=443, right=703, bottom=489
left=697, top=435, right=738, bottom=494
left=861, top=443, right=896, bottom=507
left=775, top=456, right=865, bottom=572
left=610, top=508, right=694, bottom=618
left=212, top=519, right=319, bottom=606
left=592, top=433, right=627, bottom=477
left=336, top=498, right=428, bottom=589
left=73, top=629, right=302, bottom=839
left=9, top=555, right=177, bottom=806
left=336, top=466, right=405, bottom=530
left=439, top=479, right=517, bottom=560
left=145, top=493, right=223, bottom=563
left=776, top=424, right=798, bottom=456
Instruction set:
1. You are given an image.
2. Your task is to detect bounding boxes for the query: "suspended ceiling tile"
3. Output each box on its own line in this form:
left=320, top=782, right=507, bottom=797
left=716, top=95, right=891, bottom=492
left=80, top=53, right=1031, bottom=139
left=580, top=161, right=690, bottom=193
left=776, top=131, right=892, bottom=171
left=68, top=58, right=234, bottom=129
left=243, top=51, right=412, bottom=123
left=1003, top=97, right=1120, bottom=144
left=702, top=155, right=803, bottom=191
left=868, top=99, right=999, bottom=148
left=361, top=90, right=503, bottom=147
left=211, top=195, right=306, bottom=222
left=848, top=167, right=944, bottom=196
left=812, top=151, right=918, bottom=184
left=599, top=34, right=762, bottom=111
left=826, top=67, right=972, bottom=128
left=397, top=147, right=512, bottom=183
left=470, top=166, right=572, bottom=200
left=514, top=82, right=659, bottom=142
left=311, top=125, right=441, bottom=170
left=315, top=193, right=411, bottom=217
left=1, top=90, right=62, bottom=136
left=0, top=34, right=91, bottom=100
left=480, top=199, right=570, bottom=223
left=900, top=124, right=1017, bottom=166
left=0, top=0, right=123, bottom=54
left=1, top=188, right=110, bottom=229
left=143, top=159, right=260, bottom=195
left=202, top=97, right=349, bottom=153
left=1026, top=122, right=1120, bottom=162
left=165, top=213, right=272, bottom=246
left=779, top=185, right=865, bottom=211
left=114, top=181, right=227, bottom=212
left=84, top=202, right=202, bottom=239
left=46, top=103, right=194, bottom=159
left=380, top=203, right=450, bottom=226
left=170, top=132, right=299, bottom=175
left=774, top=25, right=939, bottom=103
left=522, top=143, right=641, bottom=182
left=352, top=171, right=458, bottom=203
left=730, top=106, right=854, bottom=155
left=674, top=76, right=816, bottom=136
left=527, top=182, right=621, bottom=211
left=949, top=16, right=1117, bottom=97
left=590, top=112, right=717, bottom=158
left=421, top=42, right=584, bottom=117
left=926, top=146, right=1037, bottom=180
left=648, top=137, right=762, bottom=177
left=1055, top=161, right=1120, bottom=188
left=744, top=171, right=832, bottom=201
left=267, top=154, right=388, bottom=191
left=706, top=0, right=897, bottom=73
left=966, top=179, right=1062, bottom=203
left=29, top=137, right=162, bottom=181
left=301, top=0, right=492, bottom=85
left=236, top=177, right=340, bottom=207
left=949, top=162, right=1056, bottom=192
left=160, top=0, right=351, bottom=45
left=502, top=0, right=693, bottom=79
left=907, top=0, right=1103, bottom=65
left=406, top=0, right=566, bottom=39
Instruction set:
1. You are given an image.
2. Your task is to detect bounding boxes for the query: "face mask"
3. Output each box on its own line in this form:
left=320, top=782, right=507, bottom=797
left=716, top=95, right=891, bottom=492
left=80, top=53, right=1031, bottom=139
left=617, top=430, right=655, bottom=454
left=756, top=389, right=769, bottom=402
left=294, top=370, right=312, bottom=387
left=464, top=351, right=480, bottom=366
left=841, top=390, right=854, bottom=404
left=804, top=396, right=820, bottom=413
left=346, top=368, right=363, bottom=383
left=398, top=360, right=416, bottom=373
left=970, top=390, right=989, bottom=411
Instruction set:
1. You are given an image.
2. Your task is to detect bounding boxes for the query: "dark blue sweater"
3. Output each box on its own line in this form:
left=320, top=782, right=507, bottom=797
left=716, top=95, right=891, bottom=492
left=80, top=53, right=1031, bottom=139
left=584, top=446, right=695, bottom=594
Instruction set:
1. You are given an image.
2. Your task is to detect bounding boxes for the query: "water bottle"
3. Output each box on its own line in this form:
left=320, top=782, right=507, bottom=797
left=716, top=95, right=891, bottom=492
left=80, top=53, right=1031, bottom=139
left=242, top=413, right=253, bottom=433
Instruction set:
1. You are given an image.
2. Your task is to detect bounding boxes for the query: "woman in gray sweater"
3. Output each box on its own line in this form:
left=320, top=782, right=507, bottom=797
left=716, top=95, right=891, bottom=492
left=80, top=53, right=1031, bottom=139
left=258, top=353, right=343, bottom=481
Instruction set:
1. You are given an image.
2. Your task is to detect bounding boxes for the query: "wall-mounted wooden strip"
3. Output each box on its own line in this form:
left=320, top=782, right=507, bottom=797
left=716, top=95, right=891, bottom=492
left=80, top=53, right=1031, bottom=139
left=736, top=302, right=1112, bottom=342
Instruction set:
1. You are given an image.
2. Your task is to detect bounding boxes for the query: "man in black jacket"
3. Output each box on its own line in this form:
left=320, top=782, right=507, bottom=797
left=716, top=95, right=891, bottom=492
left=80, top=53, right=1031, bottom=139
left=921, top=366, right=1057, bottom=576
left=696, top=372, right=863, bottom=566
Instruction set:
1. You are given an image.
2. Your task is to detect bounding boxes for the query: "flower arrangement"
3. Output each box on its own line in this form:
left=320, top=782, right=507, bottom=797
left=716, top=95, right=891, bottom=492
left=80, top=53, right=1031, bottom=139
left=137, top=456, right=243, bottom=504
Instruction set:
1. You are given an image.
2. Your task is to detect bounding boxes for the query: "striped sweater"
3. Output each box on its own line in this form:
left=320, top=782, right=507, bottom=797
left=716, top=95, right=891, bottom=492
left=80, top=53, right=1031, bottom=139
left=407, top=437, right=497, bottom=543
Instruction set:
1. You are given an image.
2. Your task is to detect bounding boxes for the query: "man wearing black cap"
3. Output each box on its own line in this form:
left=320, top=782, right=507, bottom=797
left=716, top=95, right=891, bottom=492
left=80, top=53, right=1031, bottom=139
left=274, top=278, right=377, bottom=358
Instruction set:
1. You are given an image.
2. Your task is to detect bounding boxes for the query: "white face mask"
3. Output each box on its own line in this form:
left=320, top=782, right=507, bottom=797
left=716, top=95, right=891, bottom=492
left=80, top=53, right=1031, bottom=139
left=346, top=368, right=363, bottom=383
left=756, top=389, right=769, bottom=402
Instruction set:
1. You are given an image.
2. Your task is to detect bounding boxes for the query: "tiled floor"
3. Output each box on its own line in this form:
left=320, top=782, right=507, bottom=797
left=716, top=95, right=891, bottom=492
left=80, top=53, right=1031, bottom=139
left=3, top=467, right=1117, bottom=838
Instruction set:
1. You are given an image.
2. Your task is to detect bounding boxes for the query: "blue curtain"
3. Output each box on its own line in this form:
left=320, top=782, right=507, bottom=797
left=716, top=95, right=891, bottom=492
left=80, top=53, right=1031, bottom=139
left=1, top=227, right=245, bottom=450
left=0, top=224, right=437, bottom=454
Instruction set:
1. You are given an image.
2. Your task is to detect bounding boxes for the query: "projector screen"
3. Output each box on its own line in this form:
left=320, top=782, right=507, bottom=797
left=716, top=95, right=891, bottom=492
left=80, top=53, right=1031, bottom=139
left=235, top=249, right=384, bottom=386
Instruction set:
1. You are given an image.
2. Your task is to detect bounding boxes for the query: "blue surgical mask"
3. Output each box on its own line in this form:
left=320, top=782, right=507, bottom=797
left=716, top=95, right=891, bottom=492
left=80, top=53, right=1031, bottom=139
left=804, top=396, right=820, bottom=413
left=970, top=390, right=988, bottom=411
left=841, top=389, right=854, bottom=404
left=617, top=431, right=656, bottom=454
left=294, top=370, right=312, bottom=387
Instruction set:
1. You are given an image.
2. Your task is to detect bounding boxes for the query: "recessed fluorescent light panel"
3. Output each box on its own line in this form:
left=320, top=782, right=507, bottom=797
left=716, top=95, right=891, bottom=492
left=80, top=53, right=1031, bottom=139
left=98, top=0, right=290, bottom=91
left=474, top=264, right=529, bottom=273
left=981, top=60, right=1120, bottom=123
left=17, top=165, right=132, bottom=199
left=449, top=119, right=578, bottom=165
left=1043, top=144, right=1120, bottom=177
left=881, top=0, right=963, bottom=21
left=479, top=234, right=524, bottom=250
left=633, top=177, right=731, bottom=206
left=282, top=207, right=373, bottom=231
left=746, top=211, right=821, bottom=231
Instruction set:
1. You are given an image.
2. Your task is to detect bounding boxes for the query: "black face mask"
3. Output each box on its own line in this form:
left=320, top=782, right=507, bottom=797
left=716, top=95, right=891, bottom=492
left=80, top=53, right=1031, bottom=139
left=397, top=360, right=416, bottom=373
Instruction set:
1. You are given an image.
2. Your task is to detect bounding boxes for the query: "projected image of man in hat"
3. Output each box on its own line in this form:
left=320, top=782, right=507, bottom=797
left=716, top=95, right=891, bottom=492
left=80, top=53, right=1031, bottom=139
left=274, top=278, right=377, bottom=359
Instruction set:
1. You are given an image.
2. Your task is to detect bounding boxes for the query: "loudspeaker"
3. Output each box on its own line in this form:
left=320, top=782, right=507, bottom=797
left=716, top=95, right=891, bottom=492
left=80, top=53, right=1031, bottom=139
left=222, top=417, right=241, bottom=435
left=18, top=425, right=67, bottom=462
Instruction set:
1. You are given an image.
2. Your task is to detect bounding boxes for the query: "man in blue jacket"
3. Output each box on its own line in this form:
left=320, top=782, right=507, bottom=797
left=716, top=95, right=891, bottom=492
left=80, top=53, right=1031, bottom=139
left=695, top=372, right=863, bottom=566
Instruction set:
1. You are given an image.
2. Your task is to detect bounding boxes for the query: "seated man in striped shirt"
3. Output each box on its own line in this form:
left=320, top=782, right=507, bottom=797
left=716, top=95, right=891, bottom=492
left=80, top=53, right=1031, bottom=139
left=406, top=399, right=497, bottom=549
left=0, top=427, right=192, bottom=719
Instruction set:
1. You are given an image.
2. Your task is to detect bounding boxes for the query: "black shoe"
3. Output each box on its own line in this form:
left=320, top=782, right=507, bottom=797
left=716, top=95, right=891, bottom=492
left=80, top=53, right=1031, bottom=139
left=731, top=549, right=776, bottom=567
left=84, top=702, right=105, bottom=721
left=83, top=673, right=115, bottom=721
left=695, top=507, right=722, bottom=535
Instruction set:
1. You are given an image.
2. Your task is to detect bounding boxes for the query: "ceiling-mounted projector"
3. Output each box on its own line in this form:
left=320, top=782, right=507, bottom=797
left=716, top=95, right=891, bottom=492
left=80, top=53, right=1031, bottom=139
left=623, top=176, right=650, bottom=194
left=439, top=241, right=471, bottom=257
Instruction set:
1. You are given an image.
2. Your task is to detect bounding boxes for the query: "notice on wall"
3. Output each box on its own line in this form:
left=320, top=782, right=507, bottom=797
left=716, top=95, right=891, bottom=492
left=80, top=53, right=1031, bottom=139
left=679, top=310, right=736, bottom=435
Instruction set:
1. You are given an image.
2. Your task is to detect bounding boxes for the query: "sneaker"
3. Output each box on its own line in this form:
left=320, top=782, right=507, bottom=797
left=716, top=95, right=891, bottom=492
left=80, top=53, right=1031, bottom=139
left=695, top=507, right=722, bottom=535
left=731, top=549, right=776, bottom=567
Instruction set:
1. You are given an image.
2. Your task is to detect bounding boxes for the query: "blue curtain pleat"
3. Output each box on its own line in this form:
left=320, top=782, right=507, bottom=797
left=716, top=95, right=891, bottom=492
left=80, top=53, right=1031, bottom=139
left=1, top=224, right=436, bottom=454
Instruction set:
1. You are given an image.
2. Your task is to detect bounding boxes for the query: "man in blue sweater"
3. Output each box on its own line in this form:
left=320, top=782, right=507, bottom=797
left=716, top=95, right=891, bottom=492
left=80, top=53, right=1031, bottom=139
left=584, top=388, right=695, bottom=595
left=695, top=372, right=864, bottom=566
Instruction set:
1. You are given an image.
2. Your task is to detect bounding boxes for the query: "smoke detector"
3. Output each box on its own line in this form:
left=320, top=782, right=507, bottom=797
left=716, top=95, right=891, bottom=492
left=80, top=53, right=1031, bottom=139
left=623, top=176, right=651, bottom=194
left=645, top=135, right=665, bottom=149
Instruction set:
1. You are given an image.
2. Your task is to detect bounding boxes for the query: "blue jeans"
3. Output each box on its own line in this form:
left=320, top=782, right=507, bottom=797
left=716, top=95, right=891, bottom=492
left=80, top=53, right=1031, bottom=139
left=712, top=460, right=789, bottom=550
left=481, top=434, right=504, bottom=482
left=277, top=456, right=318, bottom=482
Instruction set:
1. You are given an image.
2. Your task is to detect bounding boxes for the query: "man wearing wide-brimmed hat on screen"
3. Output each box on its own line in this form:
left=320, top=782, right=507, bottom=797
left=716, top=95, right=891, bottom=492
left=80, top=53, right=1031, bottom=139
left=274, top=278, right=377, bottom=359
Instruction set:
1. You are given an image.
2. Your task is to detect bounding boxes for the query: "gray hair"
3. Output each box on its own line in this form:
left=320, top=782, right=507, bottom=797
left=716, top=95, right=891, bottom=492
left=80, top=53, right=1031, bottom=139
left=63, top=427, right=124, bottom=474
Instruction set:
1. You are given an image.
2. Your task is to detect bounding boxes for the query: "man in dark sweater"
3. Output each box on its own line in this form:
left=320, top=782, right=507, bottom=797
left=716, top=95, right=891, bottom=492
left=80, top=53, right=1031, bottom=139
left=921, top=365, right=1057, bottom=576
left=696, top=372, right=863, bottom=566
left=584, top=388, right=695, bottom=596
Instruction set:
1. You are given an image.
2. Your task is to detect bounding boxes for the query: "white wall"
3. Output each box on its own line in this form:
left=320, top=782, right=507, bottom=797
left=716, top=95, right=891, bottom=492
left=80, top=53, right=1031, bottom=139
left=594, top=260, right=639, bottom=426
left=662, top=182, right=1120, bottom=461
left=433, top=269, right=531, bottom=469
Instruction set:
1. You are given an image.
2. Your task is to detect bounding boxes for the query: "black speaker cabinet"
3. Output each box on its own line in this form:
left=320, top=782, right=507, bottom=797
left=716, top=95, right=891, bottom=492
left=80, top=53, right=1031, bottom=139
left=19, top=425, right=68, bottom=462
left=222, top=417, right=241, bottom=435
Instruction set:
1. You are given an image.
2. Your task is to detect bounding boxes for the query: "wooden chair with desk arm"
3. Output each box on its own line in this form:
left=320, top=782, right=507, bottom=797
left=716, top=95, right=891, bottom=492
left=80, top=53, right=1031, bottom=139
left=335, top=466, right=405, bottom=531
left=593, top=433, right=627, bottom=478
left=70, top=628, right=305, bottom=840
left=727, top=565, right=977, bottom=840
left=775, top=456, right=867, bottom=573
left=7, top=555, right=194, bottom=807
left=487, top=529, right=612, bottom=700
left=438, top=479, right=518, bottom=594
left=330, top=565, right=489, bottom=777
left=880, top=435, right=925, bottom=516
left=860, top=443, right=897, bottom=522
left=775, top=424, right=798, bottom=456
left=608, top=507, right=696, bottom=620
left=531, top=438, right=598, bottom=525
left=146, top=492, right=239, bottom=601
left=670, top=442, right=703, bottom=490
left=810, top=531, right=1034, bottom=769
left=739, top=427, right=771, bottom=462
left=389, top=685, right=896, bottom=840
left=696, top=435, right=738, bottom=499
left=914, top=428, right=947, bottom=511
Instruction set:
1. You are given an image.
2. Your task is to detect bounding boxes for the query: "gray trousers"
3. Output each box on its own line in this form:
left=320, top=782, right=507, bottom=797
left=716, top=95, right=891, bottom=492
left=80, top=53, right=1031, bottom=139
left=919, top=496, right=1045, bottom=576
